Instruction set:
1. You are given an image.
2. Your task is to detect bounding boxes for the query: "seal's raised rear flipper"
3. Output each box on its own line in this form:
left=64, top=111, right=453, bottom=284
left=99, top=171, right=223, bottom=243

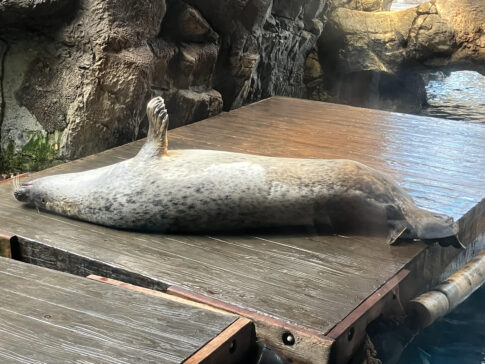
left=146, top=97, right=169, bottom=155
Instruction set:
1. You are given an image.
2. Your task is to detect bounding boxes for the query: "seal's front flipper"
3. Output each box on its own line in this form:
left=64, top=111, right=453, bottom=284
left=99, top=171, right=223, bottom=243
left=146, top=97, right=169, bottom=155
left=387, top=224, right=408, bottom=245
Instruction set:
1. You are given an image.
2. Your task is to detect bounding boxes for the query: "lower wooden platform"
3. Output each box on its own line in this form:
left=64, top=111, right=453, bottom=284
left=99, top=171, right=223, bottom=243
left=1, top=97, right=484, bottom=363
left=0, top=257, right=253, bottom=363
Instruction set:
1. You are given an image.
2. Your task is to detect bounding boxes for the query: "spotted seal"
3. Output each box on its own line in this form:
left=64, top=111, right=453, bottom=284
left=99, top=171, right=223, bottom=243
left=14, top=97, right=462, bottom=247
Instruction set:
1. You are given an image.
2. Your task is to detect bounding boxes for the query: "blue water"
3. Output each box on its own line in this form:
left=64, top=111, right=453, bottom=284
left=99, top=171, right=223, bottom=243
left=398, top=70, right=485, bottom=363
left=421, top=71, right=485, bottom=123
left=398, top=286, right=485, bottom=364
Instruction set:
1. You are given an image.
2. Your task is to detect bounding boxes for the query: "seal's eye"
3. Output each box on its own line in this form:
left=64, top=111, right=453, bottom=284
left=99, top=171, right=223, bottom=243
left=41, top=198, right=46, bottom=204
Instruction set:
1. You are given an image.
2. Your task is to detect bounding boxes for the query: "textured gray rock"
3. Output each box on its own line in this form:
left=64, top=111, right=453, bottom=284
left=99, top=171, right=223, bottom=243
left=2, top=41, right=47, bottom=148
left=320, top=3, right=455, bottom=75
left=246, top=0, right=328, bottom=103
left=186, top=0, right=329, bottom=108
left=152, top=10, right=223, bottom=129
left=1, top=0, right=329, bottom=172
left=156, top=88, right=223, bottom=130
left=436, top=0, right=485, bottom=64
left=0, top=0, right=74, bottom=26
left=0, top=39, right=6, bottom=125
left=0, top=0, right=166, bottom=165
left=162, top=1, right=218, bottom=43
left=321, top=0, right=484, bottom=74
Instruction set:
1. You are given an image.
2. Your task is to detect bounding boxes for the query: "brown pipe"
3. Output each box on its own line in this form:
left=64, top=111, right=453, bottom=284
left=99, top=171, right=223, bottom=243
left=408, top=248, right=485, bottom=328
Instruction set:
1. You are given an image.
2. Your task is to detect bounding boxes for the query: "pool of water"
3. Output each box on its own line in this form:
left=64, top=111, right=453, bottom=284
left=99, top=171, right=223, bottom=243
left=398, top=286, right=485, bottom=364
left=390, top=0, right=426, bottom=11
left=421, top=70, right=485, bottom=123
left=397, top=70, right=485, bottom=363
left=390, top=3, right=419, bottom=11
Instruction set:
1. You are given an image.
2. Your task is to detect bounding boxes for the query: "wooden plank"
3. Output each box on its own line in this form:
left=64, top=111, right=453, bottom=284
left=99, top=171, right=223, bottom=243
left=326, top=269, right=410, bottom=339
left=326, top=269, right=410, bottom=363
left=0, top=97, right=484, bottom=362
left=87, top=274, right=232, bottom=315
left=0, top=257, right=240, bottom=363
left=167, top=98, right=485, bottom=219
left=0, top=229, right=13, bottom=258
left=184, top=318, right=254, bottom=364
left=1, top=175, right=424, bottom=336
left=88, top=275, right=254, bottom=364
left=4, top=227, right=422, bottom=333
left=0, top=173, right=29, bottom=185
left=168, top=285, right=334, bottom=364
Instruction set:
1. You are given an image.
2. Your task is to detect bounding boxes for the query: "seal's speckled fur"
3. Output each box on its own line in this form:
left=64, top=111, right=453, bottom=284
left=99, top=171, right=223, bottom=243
left=14, top=97, right=462, bottom=247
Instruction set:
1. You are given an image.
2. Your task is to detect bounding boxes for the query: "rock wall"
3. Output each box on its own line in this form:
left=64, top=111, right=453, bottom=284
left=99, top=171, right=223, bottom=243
left=2, top=0, right=482, bottom=172
left=436, top=0, right=485, bottom=64
left=333, top=0, right=393, bottom=12
left=0, top=0, right=166, bottom=170
left=312, top=0, right=485, bottom=113
left=321, top=3, right=456, bottom=74
left=0, top=0, right=329, bottom=172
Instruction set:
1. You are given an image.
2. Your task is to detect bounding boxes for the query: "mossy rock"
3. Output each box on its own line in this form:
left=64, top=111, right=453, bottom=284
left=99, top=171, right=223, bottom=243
left=0, top=131, right=63, bottom=174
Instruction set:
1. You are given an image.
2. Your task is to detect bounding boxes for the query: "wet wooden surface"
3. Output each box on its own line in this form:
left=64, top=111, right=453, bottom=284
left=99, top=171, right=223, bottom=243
left=0, top=97, right=484, bottom=340
left=0, top=257, right=240, bottom=363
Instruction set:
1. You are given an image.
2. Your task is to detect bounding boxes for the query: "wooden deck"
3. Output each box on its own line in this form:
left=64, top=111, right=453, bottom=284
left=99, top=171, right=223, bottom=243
left=0, top=256, right=253, bottom=363
left=0, top=97, right=484, bottom=363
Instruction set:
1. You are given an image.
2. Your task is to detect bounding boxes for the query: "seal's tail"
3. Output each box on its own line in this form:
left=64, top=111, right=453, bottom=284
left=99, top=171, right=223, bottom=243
left=146, top=97, right=169, bottom=155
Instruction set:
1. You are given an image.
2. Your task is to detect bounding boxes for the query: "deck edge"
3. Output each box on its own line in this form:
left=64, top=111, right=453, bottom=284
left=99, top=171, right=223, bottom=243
left=87, top=275, right=233, bottom=316
left=183, top=318, right=254, bottom=364
left=0, top=229, right=15, bottom=258
left=325, top=268, right=410, bottom=363
left=168, top=285, right=334, bottom=364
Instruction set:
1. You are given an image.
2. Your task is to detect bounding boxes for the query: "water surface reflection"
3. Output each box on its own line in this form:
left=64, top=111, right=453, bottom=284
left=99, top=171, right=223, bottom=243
left=421, top=71, right=485, bottom=123
left=398, top=70, right=485, bottom=363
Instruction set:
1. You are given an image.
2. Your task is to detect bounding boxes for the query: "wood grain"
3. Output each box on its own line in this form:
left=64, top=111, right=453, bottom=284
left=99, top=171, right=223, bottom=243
left=0, top=229, right=13, bottom=258
left=168, top=284, right=334, bottom=363
left=0, top=257, right=239, bottom=363
left=326, top=269, right=410, bottom=363
left=0, top=97, right=484, bottom=362
left=184, top=318, right=254, bottom=364
left=88, top=274, right=232, bottom=315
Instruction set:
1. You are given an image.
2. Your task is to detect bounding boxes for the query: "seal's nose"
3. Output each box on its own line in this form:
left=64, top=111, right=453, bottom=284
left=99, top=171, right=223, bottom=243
left=14, top=182, right=32, bottom=202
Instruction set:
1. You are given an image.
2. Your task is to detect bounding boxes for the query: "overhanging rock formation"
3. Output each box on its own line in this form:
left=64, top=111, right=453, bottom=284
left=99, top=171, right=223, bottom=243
left=314, top=0, right=484, bottom=112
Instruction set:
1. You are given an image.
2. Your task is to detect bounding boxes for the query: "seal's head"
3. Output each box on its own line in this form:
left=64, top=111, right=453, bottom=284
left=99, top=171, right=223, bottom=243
left=13, top=168, right=119, bottom=222
left=14, top=180, right=54, bottom=210
left=13, top=182, right=33, bottom=203
left=13, top=174, right=80, bottom=214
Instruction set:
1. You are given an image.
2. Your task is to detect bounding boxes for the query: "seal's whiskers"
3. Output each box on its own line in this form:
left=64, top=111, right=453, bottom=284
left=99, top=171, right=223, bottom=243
left=12, top=175, right=20, bottom=193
